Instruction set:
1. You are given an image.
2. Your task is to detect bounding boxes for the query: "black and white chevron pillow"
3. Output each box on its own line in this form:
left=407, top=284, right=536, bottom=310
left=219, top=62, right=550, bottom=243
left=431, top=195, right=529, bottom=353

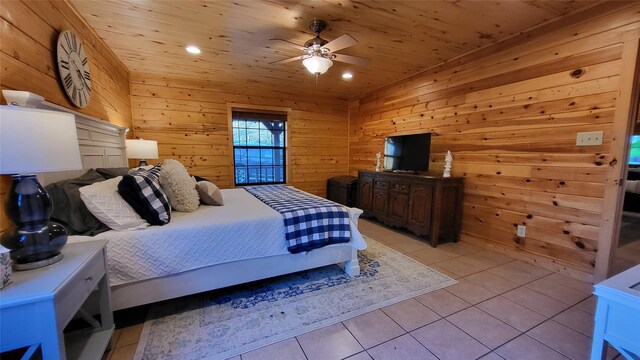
left=118, top=165, right=171, bottom=225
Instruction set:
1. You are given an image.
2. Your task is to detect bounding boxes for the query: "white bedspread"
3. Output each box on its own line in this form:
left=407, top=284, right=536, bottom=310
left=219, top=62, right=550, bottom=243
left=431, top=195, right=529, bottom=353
left=70, top=188, right=366, bottom=286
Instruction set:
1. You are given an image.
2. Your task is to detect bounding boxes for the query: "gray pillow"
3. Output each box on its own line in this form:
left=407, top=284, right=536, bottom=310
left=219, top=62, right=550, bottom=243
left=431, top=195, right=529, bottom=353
left=96, top=167, right=130, bottom=179
left=45, top=169, right=109, bottom=235
left=196, top=181, right=224, bottom=206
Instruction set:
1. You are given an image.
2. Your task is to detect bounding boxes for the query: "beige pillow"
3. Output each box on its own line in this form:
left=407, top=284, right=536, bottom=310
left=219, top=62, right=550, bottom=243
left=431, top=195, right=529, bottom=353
left=79, top=177, right=149, bottom=231
left=196, top=181, right=224, bottom=206
left=626, top=180, right=640, bottom=194
left=159, top=159, right=200, bottom=212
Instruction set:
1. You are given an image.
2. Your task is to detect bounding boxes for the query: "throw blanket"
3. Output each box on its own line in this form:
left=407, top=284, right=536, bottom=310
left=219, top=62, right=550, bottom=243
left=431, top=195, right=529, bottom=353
left=245, top=185, right=350, bottom=253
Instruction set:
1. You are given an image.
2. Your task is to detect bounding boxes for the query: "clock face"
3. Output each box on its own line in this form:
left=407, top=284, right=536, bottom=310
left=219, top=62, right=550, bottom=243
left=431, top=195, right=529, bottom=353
left=56, top=30, right=92, bottom=108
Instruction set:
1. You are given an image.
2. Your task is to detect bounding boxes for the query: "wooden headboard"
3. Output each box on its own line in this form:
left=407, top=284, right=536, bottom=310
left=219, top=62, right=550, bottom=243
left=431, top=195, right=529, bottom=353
left=5, top=92, right=129, bottom=185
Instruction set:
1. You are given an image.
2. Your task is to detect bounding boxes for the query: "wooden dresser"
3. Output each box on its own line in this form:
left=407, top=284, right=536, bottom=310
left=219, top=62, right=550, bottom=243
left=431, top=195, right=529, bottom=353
left=358, top=170, right=463, bottom=247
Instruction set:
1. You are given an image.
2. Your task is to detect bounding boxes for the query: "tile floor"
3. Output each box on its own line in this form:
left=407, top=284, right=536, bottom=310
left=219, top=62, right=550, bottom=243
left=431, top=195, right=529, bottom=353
left=103, top=219, right=620, bottom=360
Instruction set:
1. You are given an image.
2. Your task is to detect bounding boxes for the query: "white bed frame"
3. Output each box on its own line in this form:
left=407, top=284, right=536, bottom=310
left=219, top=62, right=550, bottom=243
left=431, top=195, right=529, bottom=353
left=13, top=91, right=363, bottom=311
left=111, top=240, right=361, bottom=310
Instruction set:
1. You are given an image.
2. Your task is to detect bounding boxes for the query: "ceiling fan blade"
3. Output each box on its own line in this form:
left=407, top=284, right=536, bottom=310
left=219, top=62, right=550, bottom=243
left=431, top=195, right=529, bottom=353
left=322, top=34, right=358, bottom=52
left=269, top=38, right=306, bottom=51
left=270, top=55, right=303, bottom=65
left=333, top=53, right=370, bottom=66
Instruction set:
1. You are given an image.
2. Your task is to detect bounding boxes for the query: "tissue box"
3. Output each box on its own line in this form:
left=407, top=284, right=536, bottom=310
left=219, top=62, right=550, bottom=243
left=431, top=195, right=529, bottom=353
left=0, top=246, right=11, bottom=289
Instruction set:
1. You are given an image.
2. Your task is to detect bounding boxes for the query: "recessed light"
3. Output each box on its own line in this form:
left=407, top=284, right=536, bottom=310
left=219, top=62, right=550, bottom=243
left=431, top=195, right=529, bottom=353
left=185, top=45, right=201, bottom=54
left=342, top=72, right=353, bottom=79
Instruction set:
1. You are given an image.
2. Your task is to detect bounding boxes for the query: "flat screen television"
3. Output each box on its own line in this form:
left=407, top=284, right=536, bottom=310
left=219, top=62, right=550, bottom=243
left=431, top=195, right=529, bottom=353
left=630, top=134, right=640, bottom=167
left=383, top=133, right=431, bottom=173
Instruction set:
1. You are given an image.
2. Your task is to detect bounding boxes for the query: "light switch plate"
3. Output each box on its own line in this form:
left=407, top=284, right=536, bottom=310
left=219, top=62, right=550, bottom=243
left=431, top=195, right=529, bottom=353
left=576, top=131, right=603, bottom=146
left=517, top=225, right=526, bottom=237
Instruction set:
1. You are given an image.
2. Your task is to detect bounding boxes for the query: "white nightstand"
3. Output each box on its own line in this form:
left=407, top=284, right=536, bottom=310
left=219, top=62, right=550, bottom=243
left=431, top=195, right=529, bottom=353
left=591, top=264, right=640, bottom=360
left=0, top=240, right=114, bottom=359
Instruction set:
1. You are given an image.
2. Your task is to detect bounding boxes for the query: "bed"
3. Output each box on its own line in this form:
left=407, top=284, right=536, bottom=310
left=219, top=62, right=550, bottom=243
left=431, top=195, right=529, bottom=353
left=71, top=188, right=366, bottom=310
left=25, top=93, right=366, bottom=311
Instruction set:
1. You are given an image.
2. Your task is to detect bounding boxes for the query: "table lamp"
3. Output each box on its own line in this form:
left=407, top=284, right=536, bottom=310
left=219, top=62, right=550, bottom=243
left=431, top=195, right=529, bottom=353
left=0, top=105, right=82, bottom=270
left=126, top=139, right=158, bottom=167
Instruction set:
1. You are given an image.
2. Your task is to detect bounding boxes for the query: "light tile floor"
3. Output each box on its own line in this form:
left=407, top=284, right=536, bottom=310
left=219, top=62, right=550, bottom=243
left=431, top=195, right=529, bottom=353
left=103, top=219, right=621, bottom=360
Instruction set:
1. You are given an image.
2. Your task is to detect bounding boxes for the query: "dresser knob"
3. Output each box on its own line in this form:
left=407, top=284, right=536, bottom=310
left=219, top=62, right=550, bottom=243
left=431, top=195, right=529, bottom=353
left=85, top=276, right=93, bottom=281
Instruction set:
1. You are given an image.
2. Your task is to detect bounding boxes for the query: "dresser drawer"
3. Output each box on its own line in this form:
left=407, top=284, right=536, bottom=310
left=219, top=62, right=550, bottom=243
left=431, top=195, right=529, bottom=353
left=374, top=179, right=389, bottom=189
left=55, top=247, right=106, bottom=326
left=390, top=179, right=410, bottom=194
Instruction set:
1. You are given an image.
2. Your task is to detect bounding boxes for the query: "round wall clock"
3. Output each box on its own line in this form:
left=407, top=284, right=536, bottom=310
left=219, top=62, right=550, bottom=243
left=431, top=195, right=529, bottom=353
left=56, top=30, right=92, bottom=108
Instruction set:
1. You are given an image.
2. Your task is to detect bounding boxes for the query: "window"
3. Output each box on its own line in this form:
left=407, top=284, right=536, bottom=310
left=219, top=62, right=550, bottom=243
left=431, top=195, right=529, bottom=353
left=232, top=111, right=286, bottom=185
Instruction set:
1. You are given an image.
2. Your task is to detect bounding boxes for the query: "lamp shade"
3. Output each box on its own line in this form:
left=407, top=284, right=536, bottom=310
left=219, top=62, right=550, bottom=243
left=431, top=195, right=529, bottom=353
left=126, top=139, right=158, bottom=160
left=303, top=55, right=333, bottom=75
left=0, top=106, right=82, bottom=174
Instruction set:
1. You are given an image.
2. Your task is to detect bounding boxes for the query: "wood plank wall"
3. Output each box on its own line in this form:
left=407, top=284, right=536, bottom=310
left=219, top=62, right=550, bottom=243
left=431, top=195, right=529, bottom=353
left=129, top=74, right=349, bottom=196
left=349, top=4, right=640, bottom=282
left=0, top=0, right=132, bottom=235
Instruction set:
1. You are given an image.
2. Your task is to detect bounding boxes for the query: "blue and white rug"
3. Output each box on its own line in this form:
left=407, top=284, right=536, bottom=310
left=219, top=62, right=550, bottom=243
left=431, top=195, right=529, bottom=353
left=135, top=237, right=456, bottom=360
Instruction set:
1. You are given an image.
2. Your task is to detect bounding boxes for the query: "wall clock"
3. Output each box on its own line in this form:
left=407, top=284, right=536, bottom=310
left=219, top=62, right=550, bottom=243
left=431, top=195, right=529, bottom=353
left=56, top=30, right=92, bottom=108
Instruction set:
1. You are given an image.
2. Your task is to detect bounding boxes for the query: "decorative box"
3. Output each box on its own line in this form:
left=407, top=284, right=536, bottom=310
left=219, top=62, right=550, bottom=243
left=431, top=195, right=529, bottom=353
left=327, top=175, right=359, bottom=207
left=0, top=246, right=11, bottom=289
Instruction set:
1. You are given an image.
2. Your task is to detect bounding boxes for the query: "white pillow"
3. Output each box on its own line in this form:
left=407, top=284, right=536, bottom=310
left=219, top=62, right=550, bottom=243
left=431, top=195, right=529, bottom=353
left=79, top=177, right=149, bottom=231
left=159, top=159, right=200, bottom=212
left=196, top=181, right=224, bottom=206
left=626, top=180, right=640, bottom=194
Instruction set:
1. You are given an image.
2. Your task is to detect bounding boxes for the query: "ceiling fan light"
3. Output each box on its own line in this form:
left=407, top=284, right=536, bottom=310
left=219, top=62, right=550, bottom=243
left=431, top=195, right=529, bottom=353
left=185, top=45, right=201, bottom=54
left=303, top=55, right=333, bottom=75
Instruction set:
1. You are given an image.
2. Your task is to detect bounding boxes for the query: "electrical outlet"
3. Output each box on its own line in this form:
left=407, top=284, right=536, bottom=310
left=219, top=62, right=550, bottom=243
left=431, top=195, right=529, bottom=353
left=517, top=225, right=526, bottom=237
left=576, top=131, right=603, bottom=146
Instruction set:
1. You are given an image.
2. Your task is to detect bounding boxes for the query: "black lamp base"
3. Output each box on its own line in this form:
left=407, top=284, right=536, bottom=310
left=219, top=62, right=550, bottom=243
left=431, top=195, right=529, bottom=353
left=1, top=175, right=68, bottom=271
left=13, top=253, right=63, bottom=270
left=138, top=159, right=148, bottom=167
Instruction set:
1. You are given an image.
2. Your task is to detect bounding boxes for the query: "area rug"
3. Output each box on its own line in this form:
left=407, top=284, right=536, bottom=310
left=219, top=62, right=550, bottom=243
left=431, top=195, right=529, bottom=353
left=134, top=237, right=457, bottom=360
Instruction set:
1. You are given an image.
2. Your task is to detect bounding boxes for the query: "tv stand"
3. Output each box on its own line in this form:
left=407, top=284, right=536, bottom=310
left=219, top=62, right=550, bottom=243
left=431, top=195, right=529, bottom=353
left=357, top=170, right=463, bottom=247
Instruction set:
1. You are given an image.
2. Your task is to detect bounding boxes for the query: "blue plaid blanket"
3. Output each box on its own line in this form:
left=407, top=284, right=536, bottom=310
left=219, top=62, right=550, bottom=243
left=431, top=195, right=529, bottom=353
left=244, top=185, right=351, bottom=253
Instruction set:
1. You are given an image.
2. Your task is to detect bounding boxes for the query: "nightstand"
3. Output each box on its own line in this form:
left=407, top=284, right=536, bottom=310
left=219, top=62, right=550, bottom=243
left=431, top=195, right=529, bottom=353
left=0, top=240, right=114, bottom=359
left=591, top=264, right=640, bottom=360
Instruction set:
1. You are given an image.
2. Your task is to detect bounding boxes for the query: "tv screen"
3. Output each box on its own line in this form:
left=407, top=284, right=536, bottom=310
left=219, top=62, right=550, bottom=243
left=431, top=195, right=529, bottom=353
left=384, top=133, right=431, bottom=173
left=630, top=135, right=640, bottom=167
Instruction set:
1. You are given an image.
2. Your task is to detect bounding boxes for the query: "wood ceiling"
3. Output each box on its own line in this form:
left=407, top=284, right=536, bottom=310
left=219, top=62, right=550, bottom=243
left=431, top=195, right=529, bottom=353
left=69, top=0, right=601, bottom=99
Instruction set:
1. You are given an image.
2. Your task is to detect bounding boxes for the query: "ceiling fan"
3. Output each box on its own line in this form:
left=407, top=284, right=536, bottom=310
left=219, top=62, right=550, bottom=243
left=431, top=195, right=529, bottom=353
left=270, top=19, right=370, bottom=76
